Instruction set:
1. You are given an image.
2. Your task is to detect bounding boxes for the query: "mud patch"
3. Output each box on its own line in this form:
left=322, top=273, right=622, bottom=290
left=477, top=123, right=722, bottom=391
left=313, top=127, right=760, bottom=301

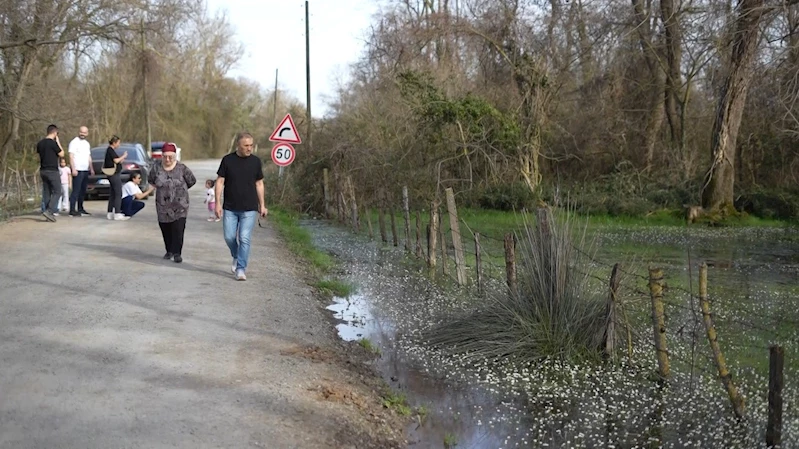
left=280, top=344, right=336, bottom=363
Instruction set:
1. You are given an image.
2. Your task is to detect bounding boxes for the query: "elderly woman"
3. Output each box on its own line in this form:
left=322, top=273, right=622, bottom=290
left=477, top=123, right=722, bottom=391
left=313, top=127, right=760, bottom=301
left=147, top=142, right=196, bottom=263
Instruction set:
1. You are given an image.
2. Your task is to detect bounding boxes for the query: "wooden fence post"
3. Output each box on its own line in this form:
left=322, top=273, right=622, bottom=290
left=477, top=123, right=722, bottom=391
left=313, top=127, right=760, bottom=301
left=390, top=205, right=399, bottom=247
left=334, top=173, right=343, bottom=222
left=603, top=263, right=621, bottom=359
left=415, top=211, right=423, bottom=258
left=378, top=192, right=387, bottom=243
left=347, top=176, right=359, bottom=232
left=699, top=263, right=745, bottom=418
left=367, top=208, right=374, bottom=240
left=767, top=345, right=784, bottom=447
left=504, top=233, right=517, bottom=295
left=323, top=168, right=331, bottom=218
left=445, top=187, right=467, bottom=286
left=439, top=209, right=448, bottom=276
left=428, top=204, right=438, bottom=272
left=648, top=268, right=670, bottom=380
left=402, top=186, right=411, bottom=251
left=697, top=263, right=745, bottom=417
left=474, top=233, right=483, bottom=296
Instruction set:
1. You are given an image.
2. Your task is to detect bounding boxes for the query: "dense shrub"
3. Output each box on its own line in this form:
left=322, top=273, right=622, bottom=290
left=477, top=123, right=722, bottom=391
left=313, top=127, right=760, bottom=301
left=735, top=189, right=799, bottom=220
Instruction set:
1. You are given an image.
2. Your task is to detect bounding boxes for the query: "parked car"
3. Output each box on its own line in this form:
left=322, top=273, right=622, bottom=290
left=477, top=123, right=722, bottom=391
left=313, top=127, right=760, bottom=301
left=86, top=143, right=152, bottom=200
left=149, top=141, right=182, bottom=161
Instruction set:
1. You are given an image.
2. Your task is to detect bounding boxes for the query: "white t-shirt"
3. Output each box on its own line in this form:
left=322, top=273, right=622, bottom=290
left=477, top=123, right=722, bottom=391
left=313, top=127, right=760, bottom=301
left=205, top=187, right=215, bottom=203
left=122, top=181, right=142, bottom=199
left=68, top=137, right=91, bottom=171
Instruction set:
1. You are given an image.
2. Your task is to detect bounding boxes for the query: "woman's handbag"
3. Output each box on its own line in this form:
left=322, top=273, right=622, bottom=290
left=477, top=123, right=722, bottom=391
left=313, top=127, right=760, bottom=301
left=101, top=164, right=117, bottom=176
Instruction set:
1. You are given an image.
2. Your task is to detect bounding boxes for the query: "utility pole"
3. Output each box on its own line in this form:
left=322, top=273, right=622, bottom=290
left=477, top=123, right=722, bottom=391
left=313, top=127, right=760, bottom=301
left=305, top=0, right=312, bottom=152
left=273, top=68, right=279, bottom=128
left=275, top=69, right=285, bottom=179
left=140, top=18, right=152, bottom=157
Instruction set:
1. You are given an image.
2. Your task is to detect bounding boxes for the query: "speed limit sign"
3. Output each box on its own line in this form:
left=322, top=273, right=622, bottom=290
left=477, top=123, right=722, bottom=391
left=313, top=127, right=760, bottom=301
left=271, top=143, right=296, bottom=167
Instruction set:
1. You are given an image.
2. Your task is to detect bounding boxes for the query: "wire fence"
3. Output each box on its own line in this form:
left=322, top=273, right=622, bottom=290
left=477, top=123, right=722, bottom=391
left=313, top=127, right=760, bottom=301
left=0, top=164, right=41, bottom=219
left=321, top=179, right=794, bottom=444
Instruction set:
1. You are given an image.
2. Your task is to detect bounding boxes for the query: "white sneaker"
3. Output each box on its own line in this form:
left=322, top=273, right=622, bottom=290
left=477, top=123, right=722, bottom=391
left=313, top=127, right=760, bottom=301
left=231, top=259, right=237, bottom=274
left=107, top=213, right=114, bottom=220
left=235, top=270, right=246, bottom=281
left=113, top=214, right=130, bottom=221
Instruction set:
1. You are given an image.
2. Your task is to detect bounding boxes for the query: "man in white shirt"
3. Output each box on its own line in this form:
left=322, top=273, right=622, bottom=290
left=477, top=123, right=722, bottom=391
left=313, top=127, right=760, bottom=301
left=121, top=172, right=154, bottom=217
left=68, top=126, right=94, bottom=217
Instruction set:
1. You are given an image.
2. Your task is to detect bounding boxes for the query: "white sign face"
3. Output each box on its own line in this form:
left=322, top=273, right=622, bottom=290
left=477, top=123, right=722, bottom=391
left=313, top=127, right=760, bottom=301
left=269, top=113, right=302, bottom=144
left=271, top=143, right=296, bottom=167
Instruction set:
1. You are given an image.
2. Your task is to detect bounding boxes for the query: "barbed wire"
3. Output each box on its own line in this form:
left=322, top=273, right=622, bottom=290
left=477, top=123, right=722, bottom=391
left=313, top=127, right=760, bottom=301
left=339, top=208, right=797, bottom=356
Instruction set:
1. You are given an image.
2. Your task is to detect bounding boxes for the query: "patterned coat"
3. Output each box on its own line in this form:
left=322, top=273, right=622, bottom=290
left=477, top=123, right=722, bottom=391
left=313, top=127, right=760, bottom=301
left=147, top=162, right=197, bottom=223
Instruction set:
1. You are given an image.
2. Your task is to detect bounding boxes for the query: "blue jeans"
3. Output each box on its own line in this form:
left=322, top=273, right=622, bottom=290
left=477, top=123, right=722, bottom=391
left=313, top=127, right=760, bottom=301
left=121, top=196, right=145, bottom=217
left=70, top=171, right=89, bottom=212
left=223, top=210, right=257, bottom=272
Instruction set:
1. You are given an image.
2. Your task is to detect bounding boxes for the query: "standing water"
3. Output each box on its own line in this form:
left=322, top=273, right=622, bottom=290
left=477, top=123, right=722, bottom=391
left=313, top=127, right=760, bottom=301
left=307, top=219, right=799, bottom=448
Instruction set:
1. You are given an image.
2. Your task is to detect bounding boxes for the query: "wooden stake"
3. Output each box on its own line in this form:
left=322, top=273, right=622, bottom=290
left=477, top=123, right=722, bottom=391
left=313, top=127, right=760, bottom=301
left=439, top=209, right=448, bottom=276
left=445, top=187, right=466, bottom=286
left=604, top=263, right=621, bottom=359
left=415, top=210, right=423, bottom=258
left=474, top=233, right=483, bottom=296
left=504, top=233, right=517, bottom=295
left=649, top=268, right=670, bottom=379
left=428, top=203, right=438, bottom=272
left=322, top=168, right=331, bottom=218
left=347, top=176, right=358, bottom=231
left=367, top=208, right=374, bottom=240
left=378, top=192, right=387, bottom=243
left=767, top=345, right=784, bottom=447
left=390, top=205, right=399, bottom=247
left=698, top=263, right=744, bottom=418
left=402, top=186, right=411, bottom=251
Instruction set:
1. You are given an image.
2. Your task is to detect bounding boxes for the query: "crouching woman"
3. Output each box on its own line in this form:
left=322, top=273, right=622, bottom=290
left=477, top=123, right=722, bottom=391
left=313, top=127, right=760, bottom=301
left=121, top=172, right=154, bottom=217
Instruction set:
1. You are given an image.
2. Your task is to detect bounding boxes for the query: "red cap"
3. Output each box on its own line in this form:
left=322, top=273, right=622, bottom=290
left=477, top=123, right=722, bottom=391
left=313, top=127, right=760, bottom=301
left=162, top=142, right=177, bottom=153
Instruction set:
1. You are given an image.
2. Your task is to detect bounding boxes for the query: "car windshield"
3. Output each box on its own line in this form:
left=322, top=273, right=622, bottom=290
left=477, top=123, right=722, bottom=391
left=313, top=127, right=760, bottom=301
left=91, top=146, right=147, bottom=164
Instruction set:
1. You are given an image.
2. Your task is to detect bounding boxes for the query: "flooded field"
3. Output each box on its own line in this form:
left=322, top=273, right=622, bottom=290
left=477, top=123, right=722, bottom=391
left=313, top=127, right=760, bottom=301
left=307, top=219, right=799, bottom=449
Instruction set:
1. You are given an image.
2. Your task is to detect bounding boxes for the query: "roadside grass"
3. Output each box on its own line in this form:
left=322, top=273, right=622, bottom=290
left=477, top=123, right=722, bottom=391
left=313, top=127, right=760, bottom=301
left=358, top=338, right=381, bottom=355
left=269, top=207, right=334, bottom=273
left=314, top=279, right=355, bottom=297
left=443, top=433, right=458, bottom=448
left=381, top=390, right=411, bottom=416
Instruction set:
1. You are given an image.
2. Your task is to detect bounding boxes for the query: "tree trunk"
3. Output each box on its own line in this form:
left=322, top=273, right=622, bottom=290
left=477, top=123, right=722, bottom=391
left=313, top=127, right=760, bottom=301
left=632, top=0, right=665, bottom=171
left=661, top=0, right=684, bottom=147
left=702, top=0, right=768, bottom=211
left=0, top=49, right=39, bottom=166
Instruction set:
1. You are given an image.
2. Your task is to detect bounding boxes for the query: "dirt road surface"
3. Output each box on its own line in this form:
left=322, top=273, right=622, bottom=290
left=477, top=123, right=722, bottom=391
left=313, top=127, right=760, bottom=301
left=0, top=159, right=403, bottom=449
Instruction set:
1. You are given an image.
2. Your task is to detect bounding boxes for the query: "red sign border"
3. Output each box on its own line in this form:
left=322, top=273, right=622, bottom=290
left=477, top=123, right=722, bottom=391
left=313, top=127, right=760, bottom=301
left=271, top=143, right=296, bottom=167
left=268, top=113, right=302, bottom=144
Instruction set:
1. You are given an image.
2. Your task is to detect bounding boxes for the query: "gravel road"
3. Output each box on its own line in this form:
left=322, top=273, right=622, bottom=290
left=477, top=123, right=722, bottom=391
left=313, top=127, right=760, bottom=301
left=0, top=159, right=401, bottom=449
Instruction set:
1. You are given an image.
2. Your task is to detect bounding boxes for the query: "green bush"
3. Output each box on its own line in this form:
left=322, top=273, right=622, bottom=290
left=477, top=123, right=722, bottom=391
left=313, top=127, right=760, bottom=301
left=735, top=189, right=799, bottom=220
left=464, top=182, right=538, bottom=211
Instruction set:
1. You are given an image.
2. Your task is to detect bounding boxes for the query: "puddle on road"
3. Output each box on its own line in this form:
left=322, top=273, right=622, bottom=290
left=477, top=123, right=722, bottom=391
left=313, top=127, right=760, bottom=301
left=313, top=221, right=542, bottom=448
left=326, top=292, right=529, bottom=448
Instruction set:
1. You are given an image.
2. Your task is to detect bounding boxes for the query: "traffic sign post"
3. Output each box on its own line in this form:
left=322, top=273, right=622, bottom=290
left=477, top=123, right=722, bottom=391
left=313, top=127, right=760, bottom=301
left=271, top=143, right=296, bottom=167
left=269, top=113, right=302, bottom=144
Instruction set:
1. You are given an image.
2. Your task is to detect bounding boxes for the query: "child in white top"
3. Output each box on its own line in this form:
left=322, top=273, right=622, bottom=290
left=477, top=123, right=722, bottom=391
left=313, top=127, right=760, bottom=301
left=58, top=157, right=71, bottom=213
left=204, top=179, right=218, bottom=222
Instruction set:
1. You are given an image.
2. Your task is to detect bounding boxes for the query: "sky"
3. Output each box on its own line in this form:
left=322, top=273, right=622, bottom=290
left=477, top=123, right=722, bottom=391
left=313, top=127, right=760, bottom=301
left=203, top=0, right=384, bottom=119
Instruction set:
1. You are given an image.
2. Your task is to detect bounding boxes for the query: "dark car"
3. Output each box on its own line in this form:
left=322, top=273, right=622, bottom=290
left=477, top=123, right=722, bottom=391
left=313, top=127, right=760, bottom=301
left=86, top=143, right=152, bottom=200
left=149, top=141, right=182, bottom=161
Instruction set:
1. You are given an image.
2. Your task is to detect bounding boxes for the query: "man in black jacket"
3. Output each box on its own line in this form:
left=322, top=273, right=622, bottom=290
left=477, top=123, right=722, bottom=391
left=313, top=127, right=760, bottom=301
left=37, top=124, right=65, bottom=222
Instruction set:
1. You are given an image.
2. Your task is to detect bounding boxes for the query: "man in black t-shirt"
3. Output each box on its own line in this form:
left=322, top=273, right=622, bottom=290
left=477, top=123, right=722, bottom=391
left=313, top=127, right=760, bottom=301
left=37, top=124, right=65, bottom=222
left=215, top=132, right=267, bottom=281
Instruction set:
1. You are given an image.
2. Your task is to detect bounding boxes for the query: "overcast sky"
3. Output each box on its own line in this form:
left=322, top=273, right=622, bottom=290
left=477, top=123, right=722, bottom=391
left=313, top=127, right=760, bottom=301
left=204, top=0, right=384, bottom=118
